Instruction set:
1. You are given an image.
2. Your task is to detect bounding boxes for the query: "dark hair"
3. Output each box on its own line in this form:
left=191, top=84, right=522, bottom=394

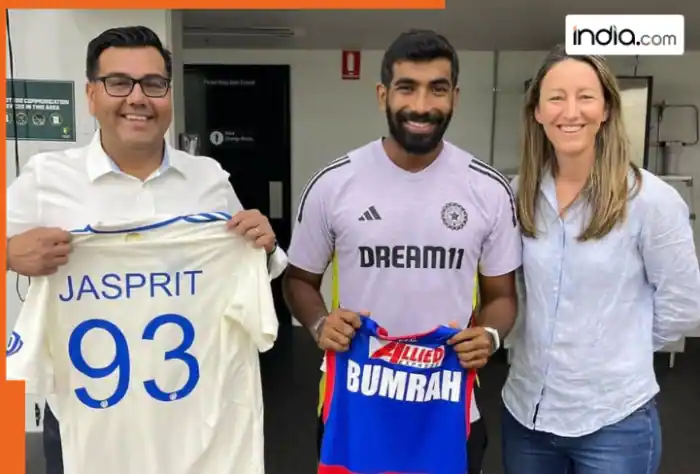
left=86, top=26, right=172, bottom=80
left=380, top=29, right=459, bottom=87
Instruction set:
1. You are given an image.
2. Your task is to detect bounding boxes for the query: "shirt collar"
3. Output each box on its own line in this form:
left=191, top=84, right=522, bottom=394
left=86, top=130, right=186, bottom=181
left=538, top=164, right=559, bottom=212
left=540, top=164, right=555, bottom=191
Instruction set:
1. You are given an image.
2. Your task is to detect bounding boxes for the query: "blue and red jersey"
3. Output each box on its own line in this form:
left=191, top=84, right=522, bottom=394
left=319, top=315, right=476, bottom=474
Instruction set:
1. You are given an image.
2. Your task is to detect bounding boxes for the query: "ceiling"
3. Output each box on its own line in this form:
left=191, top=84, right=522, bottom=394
left=181, top=2, right=698, bottom=51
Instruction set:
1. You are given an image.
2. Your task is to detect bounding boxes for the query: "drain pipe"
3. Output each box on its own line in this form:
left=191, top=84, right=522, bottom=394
left=488, top=50, right=500, bottom=166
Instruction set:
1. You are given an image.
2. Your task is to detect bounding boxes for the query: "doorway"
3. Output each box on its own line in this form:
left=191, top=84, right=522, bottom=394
left=182, top=64, right=292, bottom=326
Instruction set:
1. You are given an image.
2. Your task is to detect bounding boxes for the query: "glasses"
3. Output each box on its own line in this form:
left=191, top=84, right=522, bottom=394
left=97, top=74, right=171, bottom=98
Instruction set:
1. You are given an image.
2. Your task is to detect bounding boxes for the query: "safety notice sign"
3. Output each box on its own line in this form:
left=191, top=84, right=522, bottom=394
left=6, top=79, right=76, bottom=142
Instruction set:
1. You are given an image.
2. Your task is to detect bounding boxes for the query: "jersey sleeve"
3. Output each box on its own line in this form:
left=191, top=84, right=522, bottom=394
left=224, top=180, right=289, bottom=280
left=224, top=247, right=279, bottom=352
left=287, top=172, right=335, bottom=275
left=479, top=183, right=522, bottom=277
left=6, top=277, right=55, bottom=395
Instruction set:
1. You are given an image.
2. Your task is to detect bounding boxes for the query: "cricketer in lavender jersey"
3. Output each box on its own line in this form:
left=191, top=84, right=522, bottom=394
left=284, top=29, right=521, bottom=474
left=287, top=138, right=522, bottom=335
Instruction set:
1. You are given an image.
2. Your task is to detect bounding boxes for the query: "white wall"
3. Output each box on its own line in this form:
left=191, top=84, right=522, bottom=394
left=184, top=48, right=700, bottom=314
left=5, top=9, right=182, bottom=432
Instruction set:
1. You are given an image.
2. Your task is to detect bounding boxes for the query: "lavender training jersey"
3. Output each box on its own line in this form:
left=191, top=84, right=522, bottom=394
left=288, top=139, right=522, bottom=423
left=289, top=139, right=521, bottom=332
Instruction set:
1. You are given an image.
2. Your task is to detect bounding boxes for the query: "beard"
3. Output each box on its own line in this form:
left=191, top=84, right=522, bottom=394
left=386, top=103, right=452, bottom=155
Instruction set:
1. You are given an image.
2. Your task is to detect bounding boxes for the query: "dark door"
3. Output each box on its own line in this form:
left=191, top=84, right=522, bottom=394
left=182, top=65, right=292, bottom=327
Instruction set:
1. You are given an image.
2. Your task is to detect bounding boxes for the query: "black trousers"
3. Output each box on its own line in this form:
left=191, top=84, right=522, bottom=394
left=42, top=403, right=63, bottom=474
left=317, top=412, right=488, bottom=474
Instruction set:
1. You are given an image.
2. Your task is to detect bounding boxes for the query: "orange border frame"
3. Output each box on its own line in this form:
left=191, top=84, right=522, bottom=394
left=0, top=3, right=446, bottom=473
left=2, top=1, right=444, bottom=7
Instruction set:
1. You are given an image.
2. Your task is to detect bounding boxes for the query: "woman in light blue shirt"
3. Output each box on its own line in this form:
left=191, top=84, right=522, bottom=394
left=501, top=45, right=700, bottom=474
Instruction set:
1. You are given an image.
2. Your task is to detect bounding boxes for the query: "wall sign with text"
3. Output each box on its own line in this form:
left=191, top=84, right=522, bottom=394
left=6, top=79, right=76, bottom=142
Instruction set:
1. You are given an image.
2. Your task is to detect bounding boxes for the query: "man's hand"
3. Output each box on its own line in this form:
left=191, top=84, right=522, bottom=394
left=227, top=209, right=277, bottom=253
left=447, top=323, right=494, bottom=370
left=317, top=308, right=363, bottom=352
left=8, top=227, right=72, bottom=276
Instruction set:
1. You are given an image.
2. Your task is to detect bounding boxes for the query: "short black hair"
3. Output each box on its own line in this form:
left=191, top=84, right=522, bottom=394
left=380, top=29, right=459, bottom=87
left=86, top=26, right=172, bottom=81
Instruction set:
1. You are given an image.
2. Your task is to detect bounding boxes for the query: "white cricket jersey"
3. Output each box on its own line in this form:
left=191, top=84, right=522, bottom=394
left=6, top=212, right=278, bottom=474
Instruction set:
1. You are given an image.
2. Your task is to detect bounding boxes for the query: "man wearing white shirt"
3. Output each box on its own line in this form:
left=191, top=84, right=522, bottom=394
left=6, top=25, right=287, bottom=474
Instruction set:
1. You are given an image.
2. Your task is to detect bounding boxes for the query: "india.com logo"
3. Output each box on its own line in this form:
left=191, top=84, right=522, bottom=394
left=565, top=15, right=684, bottom=55
left=571, top=25, right=678, bottom=47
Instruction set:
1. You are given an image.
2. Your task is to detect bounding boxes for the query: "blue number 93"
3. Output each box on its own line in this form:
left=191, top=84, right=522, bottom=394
left=67, top=313, right=199, bottom=409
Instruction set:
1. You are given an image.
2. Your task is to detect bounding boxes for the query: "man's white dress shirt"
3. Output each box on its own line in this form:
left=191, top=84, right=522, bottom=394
left=7, top=131, right=288, bottom=278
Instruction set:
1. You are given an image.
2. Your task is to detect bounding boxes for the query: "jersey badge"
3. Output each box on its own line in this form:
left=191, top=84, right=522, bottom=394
left=441, top=201, right=468, bottom=231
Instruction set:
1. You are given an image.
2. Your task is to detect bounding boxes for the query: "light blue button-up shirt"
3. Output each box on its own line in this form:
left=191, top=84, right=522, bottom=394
left=503, top=168, right=700, bottom=437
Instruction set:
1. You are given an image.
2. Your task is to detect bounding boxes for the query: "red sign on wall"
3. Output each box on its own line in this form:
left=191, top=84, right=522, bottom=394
left=342, top=50, right=361, bottom=80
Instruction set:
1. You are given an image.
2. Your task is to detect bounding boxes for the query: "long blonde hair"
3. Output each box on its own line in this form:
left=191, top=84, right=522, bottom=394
left=517, top=45, right=642, bottom=241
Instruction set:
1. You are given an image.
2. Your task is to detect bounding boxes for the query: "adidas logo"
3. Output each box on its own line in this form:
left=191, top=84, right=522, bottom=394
left=358, top=205, right=382, bottom=221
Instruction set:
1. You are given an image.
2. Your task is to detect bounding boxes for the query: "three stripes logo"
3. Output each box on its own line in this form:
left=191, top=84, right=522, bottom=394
left=358, top=205, right=382, bottom=221
left=7, top=331, right=23, bottom=357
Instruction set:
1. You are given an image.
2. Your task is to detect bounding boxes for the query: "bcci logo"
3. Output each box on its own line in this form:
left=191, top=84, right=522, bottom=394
left=441, top=202, right=468, bottom=231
